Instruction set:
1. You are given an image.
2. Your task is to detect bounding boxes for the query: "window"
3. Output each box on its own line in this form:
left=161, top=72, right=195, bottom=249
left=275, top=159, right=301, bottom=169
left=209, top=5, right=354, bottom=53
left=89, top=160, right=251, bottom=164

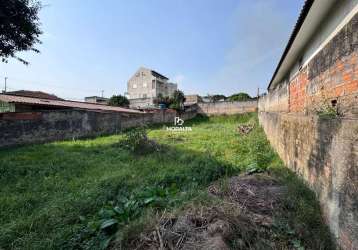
left=133, top=83, right=137, bottom=89
left=143, top=82, right=147, bottom=88
left=152, top=80, right=155, bottom=89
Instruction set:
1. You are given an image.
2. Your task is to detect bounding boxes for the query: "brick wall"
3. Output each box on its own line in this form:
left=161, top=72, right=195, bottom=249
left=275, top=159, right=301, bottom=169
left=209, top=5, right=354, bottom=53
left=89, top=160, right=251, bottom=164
left=289, top=12, right=358, bottom=116
left=258, top=10, right=358, bottom=250
left=261, top=12, right=358, bottom=117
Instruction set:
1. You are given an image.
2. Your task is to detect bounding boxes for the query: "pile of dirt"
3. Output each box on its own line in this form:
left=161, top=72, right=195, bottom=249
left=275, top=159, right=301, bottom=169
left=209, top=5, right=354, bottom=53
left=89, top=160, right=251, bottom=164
left=236, top=123, right=255, bottom=135
left=121, top=173, right=292, bottom=250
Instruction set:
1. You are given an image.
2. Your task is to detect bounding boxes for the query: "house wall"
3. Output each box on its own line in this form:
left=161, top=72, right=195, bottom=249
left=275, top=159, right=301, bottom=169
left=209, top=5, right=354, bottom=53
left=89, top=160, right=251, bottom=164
left=258, top=6, right=358, bottom=249
left=127, top=68, right=177, bottom=102
left=197, top=101, right=257, bottom=116
left=127, top=68, right=157, bottom=99
left=129, top=97, right=154, bottom=109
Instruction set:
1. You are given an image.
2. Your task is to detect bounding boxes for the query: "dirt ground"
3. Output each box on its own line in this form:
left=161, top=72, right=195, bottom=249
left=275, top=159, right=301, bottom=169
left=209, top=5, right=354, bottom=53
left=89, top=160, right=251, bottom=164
left=118, top=173, right=302, bottom=250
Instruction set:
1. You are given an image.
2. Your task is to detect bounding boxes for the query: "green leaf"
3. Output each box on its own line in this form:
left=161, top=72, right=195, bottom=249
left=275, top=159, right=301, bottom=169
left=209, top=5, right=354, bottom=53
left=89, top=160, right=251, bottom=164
left=100, top=219, right=118, bottom=230
left=113, top=206, right=124, bottom=215
left=144, top=197, right=155, bottom=204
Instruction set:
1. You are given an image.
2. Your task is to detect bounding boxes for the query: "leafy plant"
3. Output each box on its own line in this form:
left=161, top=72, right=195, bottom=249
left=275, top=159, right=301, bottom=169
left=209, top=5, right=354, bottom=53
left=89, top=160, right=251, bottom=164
left=316, top=104, right=338, bottom=118
left=108, top=95, right=129, bottom=107
left=121, top=126, right=148, bottom=152
left=0, top=0, right=42, bottom=64
left=228, top=92, right=252, bottom=102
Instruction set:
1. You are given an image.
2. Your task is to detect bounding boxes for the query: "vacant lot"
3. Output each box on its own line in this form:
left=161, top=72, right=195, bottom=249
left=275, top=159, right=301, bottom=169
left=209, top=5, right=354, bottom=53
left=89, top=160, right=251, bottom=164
left=0, top=114, right=332, bottom=249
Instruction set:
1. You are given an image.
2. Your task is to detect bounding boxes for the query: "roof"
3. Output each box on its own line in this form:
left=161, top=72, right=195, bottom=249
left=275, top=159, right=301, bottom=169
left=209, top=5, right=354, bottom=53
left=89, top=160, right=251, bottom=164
left=150, top=70, right=169, bottom=80
left=268, top=0, right=314, bottom=90
left=4, top=90, right=64, bottom=100
left=85, top=96, right=109, bottom=100
left=0, top=94, right=142, bottom=114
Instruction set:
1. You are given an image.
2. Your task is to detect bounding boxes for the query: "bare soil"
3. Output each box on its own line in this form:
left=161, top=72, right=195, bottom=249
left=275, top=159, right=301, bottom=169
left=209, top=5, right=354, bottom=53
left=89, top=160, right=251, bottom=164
left=119, top=173, right=297, bottom=250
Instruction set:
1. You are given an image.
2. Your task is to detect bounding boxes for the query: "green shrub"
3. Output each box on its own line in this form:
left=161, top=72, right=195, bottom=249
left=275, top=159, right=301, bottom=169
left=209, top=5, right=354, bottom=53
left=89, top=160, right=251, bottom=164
left=121, top=126, right=148, bottom=152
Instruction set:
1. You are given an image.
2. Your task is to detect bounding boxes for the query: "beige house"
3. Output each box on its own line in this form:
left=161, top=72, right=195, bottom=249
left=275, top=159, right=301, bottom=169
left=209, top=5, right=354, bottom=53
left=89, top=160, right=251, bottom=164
left=127, top=67, right=177, bottom=108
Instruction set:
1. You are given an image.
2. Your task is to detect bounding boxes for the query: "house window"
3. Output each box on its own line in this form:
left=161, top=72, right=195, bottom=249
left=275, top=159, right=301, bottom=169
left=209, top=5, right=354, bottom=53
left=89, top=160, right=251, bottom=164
left=152, top=80, right=155, bottom=89
left=133, top=83, right=137, bottom=89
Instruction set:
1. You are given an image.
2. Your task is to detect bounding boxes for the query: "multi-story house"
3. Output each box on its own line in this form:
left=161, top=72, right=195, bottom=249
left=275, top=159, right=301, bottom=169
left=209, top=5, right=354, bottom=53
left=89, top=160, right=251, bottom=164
left=127, top=67, right=177, bottom=108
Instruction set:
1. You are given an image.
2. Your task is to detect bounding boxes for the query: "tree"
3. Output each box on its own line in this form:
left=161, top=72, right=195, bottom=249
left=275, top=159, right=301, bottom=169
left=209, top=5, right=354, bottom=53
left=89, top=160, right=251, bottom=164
left=109, top=95, right=129, bottom=107
left=153, top=93, right=173, bottom=107
left=0, top=0, right=42, bottom=64
left=172, top=90, right=186, bottom=105
left=169, top=90, right=185, bottom=111
left=228, top=92, right=252, bottom=102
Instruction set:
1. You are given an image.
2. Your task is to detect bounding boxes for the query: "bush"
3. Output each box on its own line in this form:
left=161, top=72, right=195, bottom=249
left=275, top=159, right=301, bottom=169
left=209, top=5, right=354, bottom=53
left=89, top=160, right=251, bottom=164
left=109, top=95, right=129, bottom=107
left=122, top=127, right=148, bottom=152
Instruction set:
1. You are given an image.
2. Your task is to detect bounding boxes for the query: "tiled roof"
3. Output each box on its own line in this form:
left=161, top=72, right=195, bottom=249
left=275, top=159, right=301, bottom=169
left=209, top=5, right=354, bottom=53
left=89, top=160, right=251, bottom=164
left=0, top=94, right=142, bottom=114
left=4, top=90, right=64, bottom=100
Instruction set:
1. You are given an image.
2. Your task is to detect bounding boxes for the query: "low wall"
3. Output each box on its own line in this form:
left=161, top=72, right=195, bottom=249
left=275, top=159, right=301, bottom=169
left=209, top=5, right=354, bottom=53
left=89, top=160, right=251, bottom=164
left=259, top=112, right=358, bottom=249
left=129, top=97, right=153, bottom=108
left=0, top=109, right=197, bottom=148
left=197, top=100, right=257, bottom=115
left=258, top=84, right=289, bottom=112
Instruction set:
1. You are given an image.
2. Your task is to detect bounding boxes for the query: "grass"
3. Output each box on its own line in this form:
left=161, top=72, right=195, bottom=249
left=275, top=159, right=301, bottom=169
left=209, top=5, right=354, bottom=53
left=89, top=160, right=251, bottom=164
left=0, top=113, right=332, bottom=249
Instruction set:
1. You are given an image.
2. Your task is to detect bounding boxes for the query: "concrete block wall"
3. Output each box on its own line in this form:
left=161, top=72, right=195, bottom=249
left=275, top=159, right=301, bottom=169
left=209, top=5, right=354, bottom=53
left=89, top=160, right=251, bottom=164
left=0, top=109, right=196, bottom=148
left=197, top=100, right=257, bottom=115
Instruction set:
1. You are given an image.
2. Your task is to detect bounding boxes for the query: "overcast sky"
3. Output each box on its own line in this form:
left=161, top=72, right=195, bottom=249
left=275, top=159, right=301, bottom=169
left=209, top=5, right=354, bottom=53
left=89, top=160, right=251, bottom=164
left=0, top=0, right=303, bottom=100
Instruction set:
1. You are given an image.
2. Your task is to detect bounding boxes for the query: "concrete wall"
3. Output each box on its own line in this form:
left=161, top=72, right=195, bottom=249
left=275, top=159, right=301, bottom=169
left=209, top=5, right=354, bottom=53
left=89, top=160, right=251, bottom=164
left=0, top=109, right=196, bottom=148
left=259, top=112, right=358, bottom=249
left=197, top=101, right=257, bottom=116
left=258, top=84, right=289, bottom=112
left=129, top=97, right=154, bottom=109
left=127, top=67, right=158, bottom=99
left=258, top=7, right=358, bottom=250
left=127, top=67, right=177, bottom=101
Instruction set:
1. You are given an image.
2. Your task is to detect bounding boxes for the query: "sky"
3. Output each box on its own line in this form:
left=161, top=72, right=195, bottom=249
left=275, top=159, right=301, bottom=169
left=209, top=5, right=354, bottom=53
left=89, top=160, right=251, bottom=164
left=0, top=0, right=304, bottom=101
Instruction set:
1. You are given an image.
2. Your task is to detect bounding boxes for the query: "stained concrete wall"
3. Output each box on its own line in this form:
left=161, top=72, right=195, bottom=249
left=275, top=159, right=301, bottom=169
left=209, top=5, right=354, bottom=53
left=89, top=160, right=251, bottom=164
left=259, top=112, right=358, bottom=249
left=258, top=84, right=289, bottom=112
left=258, top=8, right=358, bottom=249
left=0, top=109, right=196, bottom=148
left=197, top=101, right=257, bottom=116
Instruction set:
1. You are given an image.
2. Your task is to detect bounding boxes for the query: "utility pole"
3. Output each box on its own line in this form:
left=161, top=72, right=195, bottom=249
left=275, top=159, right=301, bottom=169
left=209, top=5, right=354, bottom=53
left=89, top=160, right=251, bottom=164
left=4, top=77, right=7, bottom=93
left=257, top=87, right=260, bottom=98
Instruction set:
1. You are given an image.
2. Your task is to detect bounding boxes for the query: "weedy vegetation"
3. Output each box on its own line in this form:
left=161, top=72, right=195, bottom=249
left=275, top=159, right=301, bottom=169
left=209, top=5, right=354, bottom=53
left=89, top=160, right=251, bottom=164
left=0, top=113, right=333, bottom=249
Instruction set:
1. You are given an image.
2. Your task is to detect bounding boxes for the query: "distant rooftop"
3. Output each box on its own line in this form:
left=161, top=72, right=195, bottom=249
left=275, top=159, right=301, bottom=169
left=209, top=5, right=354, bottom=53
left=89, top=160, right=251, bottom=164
left=139, top=67, right=169, bottom=80
left=0, top=94, right=142, bottom=114
left=4, top=90, right=64, bottom=101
